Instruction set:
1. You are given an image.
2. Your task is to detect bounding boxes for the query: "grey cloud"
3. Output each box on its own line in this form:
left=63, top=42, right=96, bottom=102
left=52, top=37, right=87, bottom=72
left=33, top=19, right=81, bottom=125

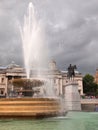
left=0, top=0, right=98, bottom=74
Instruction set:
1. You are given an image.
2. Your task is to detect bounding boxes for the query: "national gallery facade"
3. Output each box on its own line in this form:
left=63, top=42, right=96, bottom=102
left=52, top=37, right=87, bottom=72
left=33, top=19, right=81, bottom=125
left=0, top=60, right=83, bottom=97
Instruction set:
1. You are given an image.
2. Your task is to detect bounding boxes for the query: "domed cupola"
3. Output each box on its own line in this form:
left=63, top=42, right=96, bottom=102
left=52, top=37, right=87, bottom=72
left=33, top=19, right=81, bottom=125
left=7, top=61, right=20, bottom=69
left=49, top=59, right=57, bottom=70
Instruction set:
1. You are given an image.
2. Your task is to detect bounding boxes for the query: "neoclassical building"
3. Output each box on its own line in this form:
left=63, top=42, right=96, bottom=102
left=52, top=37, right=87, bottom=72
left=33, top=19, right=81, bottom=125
left=0, top=60, right=83, bottom=97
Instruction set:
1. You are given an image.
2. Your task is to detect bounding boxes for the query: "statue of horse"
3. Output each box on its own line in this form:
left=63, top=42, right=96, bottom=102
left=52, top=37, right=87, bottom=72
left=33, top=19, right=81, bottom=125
left=67, top=64, right=77, bottom=80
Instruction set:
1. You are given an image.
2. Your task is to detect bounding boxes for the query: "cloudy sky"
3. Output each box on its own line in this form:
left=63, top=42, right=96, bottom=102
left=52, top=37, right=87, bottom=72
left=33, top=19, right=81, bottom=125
left=0, top=0, right=98, bottom=75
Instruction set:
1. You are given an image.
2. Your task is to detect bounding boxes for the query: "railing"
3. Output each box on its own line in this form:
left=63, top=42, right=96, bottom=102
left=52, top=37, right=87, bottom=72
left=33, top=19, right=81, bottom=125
left=81, top=99, right=98, bottom=104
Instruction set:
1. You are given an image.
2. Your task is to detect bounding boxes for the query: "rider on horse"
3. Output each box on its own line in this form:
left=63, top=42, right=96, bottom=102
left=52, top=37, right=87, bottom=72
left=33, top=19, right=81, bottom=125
left=67, top=64, right=77, bottom=80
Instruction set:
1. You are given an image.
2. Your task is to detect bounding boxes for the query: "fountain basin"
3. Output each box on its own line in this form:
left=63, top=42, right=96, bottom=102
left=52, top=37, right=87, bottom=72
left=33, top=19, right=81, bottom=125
left=0, top=98, right=61, bottom=118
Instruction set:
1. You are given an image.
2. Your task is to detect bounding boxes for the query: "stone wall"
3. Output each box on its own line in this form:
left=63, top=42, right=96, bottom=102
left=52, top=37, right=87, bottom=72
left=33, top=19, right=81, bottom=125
left=0, top=98, right=61, bottom=117
left=81, top=104, right=95, bottom=112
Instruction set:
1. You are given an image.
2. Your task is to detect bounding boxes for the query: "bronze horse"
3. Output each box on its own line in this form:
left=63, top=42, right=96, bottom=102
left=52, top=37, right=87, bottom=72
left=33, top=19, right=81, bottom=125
left=67, top=64, right=77, bottom=80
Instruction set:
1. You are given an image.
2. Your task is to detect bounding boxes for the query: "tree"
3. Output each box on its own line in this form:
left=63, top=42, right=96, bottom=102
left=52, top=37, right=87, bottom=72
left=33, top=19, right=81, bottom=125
left=83, top=74, right=98, bottom=96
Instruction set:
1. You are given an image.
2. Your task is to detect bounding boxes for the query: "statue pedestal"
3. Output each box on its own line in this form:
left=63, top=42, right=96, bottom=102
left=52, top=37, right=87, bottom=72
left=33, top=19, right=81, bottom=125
left=64, top=81, right=81, bottom=111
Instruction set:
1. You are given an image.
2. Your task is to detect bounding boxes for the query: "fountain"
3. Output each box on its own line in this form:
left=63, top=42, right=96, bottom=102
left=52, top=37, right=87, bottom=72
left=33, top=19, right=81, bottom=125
left=0, top=2, right=62, bottom=118
left=0, top=2, right=61, bottom=118
left=19, top=2, right=57, bottom=98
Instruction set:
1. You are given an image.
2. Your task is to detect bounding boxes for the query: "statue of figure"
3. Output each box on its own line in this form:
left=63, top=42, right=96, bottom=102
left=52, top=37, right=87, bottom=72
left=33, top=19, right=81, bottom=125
left=67, top=64, right=77, bottom=80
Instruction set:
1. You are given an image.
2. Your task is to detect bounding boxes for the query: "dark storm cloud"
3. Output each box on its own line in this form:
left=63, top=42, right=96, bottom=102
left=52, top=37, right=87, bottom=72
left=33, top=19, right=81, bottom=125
left=0, top=0, right=98, bottom=74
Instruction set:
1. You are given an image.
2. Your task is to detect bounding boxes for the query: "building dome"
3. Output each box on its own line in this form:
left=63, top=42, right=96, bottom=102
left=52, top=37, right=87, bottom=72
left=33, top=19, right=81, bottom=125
left=7, top=61, right=20, bottom=69
left=48, top=59, right=57, bottom=70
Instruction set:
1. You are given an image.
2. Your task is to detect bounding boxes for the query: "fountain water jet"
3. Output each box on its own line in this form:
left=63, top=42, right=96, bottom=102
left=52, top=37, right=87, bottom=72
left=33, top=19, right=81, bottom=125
left=20, top=2, right=45, bottom=79
left=19, top=2, right=57, bottom=98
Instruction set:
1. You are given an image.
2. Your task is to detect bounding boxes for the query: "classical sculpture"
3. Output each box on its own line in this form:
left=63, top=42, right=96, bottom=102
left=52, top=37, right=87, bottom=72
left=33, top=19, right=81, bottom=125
left=67, top=64, right=77, bottom=80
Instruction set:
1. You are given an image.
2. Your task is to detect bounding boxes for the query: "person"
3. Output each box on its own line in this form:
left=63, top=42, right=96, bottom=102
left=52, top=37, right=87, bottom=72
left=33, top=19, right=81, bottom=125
left=95, top=105, right=98, bottom=112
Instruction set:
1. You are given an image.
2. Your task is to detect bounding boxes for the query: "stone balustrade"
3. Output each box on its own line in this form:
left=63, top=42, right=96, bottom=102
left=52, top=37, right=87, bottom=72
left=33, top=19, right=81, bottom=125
left=81, top=99, right=98, bottom=105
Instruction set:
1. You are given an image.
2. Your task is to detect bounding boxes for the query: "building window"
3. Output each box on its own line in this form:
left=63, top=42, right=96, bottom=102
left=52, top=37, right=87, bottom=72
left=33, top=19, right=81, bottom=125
left=1, top=90, right=3, bottom=95
left=78, top=90, right=81, bottom=94
left=54, top=79, right=56, bottom=84
left=0, top=90, right=4, bottom=95
left=66, top=80, right=68, bottom=83
left=1, top=78, right=4, bottom=83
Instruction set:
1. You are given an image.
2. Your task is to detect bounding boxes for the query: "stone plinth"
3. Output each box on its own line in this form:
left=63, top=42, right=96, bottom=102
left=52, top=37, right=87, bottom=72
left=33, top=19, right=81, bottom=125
left=64, top=81, right=81, bottom=111
left=0, top=98, right=61, bottom=118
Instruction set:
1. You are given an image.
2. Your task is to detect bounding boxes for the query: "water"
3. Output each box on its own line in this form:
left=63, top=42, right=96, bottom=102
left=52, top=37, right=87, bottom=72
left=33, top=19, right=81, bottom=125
left=20, top=2, right=46, bottom=78
left=0, top=112, right=98, bottom=130
left=19, top=2, right=56, bottom=97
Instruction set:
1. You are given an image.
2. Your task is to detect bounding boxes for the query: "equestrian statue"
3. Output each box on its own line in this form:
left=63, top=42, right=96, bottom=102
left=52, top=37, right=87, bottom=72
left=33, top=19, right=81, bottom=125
left=67, top=64, right=77, bottom=80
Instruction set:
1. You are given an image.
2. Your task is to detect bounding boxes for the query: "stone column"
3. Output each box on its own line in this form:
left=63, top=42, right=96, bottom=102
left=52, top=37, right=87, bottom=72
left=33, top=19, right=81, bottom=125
left=5, top=77, right=8, bottom=95
left=57, top=78, right=63, bottom=96
left=60, top=78, right=63, bottom=95
left=64, top=81, right=81, bottom=111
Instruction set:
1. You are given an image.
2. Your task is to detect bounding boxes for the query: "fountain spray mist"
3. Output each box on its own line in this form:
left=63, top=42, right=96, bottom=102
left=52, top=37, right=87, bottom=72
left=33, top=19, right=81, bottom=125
left=19, top=2, right=56, bottom=98
left=19, top=2, right=46, bottom=78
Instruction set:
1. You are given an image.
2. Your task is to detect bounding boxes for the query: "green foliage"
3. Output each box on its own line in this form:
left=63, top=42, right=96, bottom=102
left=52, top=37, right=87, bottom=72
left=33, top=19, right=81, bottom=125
left=83, top=74, right=98, bottom=95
